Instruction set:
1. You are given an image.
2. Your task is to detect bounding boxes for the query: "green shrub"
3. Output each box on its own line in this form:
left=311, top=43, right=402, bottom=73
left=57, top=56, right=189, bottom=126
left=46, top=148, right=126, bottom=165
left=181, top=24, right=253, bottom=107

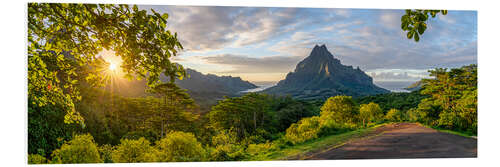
left=209, top=130, right=247, bottom=161
left=210, top=144, right=247, bottom=161
left=385, top=108, right=405, bottom=122
left=155, top=131, right=206, bottom=162
left=318, top=117, right=354, bottom=136
left=98, top=144, right=114, bottom=163
left=51, top=134, right=102, bottom=164
left=111, top=137, right=157, bottom=163
left=285, top=116, right=322, bottom=144
left=246, top=142, right=276, bottom=156
left=28, top=154, right=47, bottom=164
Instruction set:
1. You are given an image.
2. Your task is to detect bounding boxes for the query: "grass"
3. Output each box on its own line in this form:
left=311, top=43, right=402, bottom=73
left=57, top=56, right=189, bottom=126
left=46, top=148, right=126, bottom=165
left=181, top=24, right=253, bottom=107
left=250, top=123, right=388, bottom=161
left=414, top=122, right=476, bottom=138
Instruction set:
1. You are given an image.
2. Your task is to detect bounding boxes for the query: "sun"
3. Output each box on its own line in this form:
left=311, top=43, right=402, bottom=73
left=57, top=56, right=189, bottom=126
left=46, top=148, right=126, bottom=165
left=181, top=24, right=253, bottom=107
left=109, top=63, right=117, bottom=71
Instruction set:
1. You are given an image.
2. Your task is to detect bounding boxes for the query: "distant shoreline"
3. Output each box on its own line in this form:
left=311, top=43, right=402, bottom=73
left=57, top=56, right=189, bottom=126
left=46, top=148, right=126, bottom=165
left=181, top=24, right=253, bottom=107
left=374, top=80, right=415, bottom=93
left=240, top=80, right=416, bottom=93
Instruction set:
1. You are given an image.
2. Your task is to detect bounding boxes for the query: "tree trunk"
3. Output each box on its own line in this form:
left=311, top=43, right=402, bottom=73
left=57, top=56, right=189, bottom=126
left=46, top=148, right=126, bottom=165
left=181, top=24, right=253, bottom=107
left=253, top=111, right=257, bottom=131
left=161, top=120, right=164, bottom=139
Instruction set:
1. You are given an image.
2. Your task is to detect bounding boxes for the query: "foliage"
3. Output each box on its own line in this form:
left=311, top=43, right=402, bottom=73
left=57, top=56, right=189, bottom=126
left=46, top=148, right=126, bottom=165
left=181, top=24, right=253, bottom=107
left=406, top=108, right=422, bottom=122
left=258, top=124, right=385, bottom=160
left=320, top=96, right=358, bottom=124
left=401, top=9, right=447, bottom=42
left=285, top=116, right=322, bottom=144
left=111, top=137, right=157, bottom=163
left=146, top=83, right=199, bottom=139
left=28, top=154, right=48, bottom=164
left=155, top=131, right=206, bottom=162
left=209, top=93, right=275, bottom=140
left=246, top=142, right=277, bottom=156
left=285, top=95, right=363, bottom=144
left=28, top=3, right=184, bottom=125
left=28, top=99, right=80, bottom=158
left=274, top=97, right=320, bottom=131
left=51, top=134, right=102, bottom=164
left=98, top=144, right=115, bottom=163
left=385, top=109, right=405, bottom=122
left=209, top=130, right=247, bottom=161
left=359, top=102, right=383, bottom=127
left=355, top=91, right=428, bottom=112
left=418, top=65, right=477, bottom=133
left=74, top=86, right=198, bottom=146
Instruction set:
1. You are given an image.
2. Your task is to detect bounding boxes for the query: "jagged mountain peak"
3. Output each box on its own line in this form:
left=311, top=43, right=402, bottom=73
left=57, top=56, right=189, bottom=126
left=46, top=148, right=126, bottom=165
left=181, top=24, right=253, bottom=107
left=264, top=44, right=389, bottom=99
left=309, top=44, right=335, bottom=60
left=294, top=44, right=340, bottom=73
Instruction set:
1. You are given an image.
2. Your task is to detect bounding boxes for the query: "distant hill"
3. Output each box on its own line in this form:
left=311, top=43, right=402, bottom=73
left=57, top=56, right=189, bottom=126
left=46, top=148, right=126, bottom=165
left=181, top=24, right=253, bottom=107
left=176, top=68, right=257, bottom=95
left=263, top=44, right=389, bottom=100
left=106, top=68, right=257, bottom=111
left=404, top=80, right=424, bottom=92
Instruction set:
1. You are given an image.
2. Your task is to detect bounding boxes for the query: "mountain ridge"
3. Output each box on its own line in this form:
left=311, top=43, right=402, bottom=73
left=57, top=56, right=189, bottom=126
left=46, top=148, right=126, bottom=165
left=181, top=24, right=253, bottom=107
left=104, top=68, right=257, bottom=111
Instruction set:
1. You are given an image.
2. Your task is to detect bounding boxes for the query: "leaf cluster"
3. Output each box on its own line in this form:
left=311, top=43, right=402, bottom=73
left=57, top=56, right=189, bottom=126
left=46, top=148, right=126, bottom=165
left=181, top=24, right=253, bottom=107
left=401, top=9, right=447, bottom=42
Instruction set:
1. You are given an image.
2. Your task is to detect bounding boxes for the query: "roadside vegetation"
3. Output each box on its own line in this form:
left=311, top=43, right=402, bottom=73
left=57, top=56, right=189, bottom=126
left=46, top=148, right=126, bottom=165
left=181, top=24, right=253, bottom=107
left=29, top=64, right=476, bottom=164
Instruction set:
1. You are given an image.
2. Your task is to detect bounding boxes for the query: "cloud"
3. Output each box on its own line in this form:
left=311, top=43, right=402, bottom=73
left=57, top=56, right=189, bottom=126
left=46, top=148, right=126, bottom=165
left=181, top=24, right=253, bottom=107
left=318, top=20, right=363, bottom=32
left=367, top=69, right=430, bottom=81
left=379, top=10, right=402, bottom=30
left=201, top=54, right=303, bottom=73
left=230, top=8, right=304, bottom=47
left=334, top=9, right=351, bottom=17
left=291, top=32, right=315, bottom=41
left=141, top=6, right=310, bottom=52
left=137, top=6, right=476, bottom=82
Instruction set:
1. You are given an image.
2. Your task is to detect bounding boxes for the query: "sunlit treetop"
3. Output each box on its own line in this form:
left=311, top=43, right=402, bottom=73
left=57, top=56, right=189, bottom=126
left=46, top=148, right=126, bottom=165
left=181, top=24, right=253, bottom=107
left=28, top=3, right=186, bottom=125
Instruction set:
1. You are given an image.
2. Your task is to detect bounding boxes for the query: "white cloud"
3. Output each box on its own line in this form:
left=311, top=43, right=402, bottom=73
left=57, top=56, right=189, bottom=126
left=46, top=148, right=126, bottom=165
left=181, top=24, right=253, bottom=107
left=367, top=69, right=430, bottom=81
left=335, top=9, right=351, bottom=17
left=141, top=6, right=306, bottom=52
left=379, top=11, right=401, bottom=29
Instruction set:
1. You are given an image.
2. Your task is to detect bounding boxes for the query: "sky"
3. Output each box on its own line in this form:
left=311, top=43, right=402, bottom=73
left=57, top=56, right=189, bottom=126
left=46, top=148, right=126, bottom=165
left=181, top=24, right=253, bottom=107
left=137, top=5, right=477, bottom=83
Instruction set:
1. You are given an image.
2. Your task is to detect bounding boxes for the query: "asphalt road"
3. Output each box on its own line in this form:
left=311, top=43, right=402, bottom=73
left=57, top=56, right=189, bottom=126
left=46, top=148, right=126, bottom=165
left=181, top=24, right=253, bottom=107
left=306, top=123, right=477, bottom=159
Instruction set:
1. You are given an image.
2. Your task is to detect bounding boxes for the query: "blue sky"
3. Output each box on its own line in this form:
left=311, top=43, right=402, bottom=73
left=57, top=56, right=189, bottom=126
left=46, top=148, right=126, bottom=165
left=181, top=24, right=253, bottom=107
left=139, top=5, right=477, bottom=83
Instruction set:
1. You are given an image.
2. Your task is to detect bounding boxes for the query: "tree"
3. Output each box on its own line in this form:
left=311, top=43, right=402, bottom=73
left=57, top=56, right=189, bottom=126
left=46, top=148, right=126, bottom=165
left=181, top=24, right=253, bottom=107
left=406, top=108, right=422, bottom=122
left=28, top=98, right=80, bottom=158
left=401, top=9, right=447, bottom=42
left=111, top=137, right=158, bottom=163
left=320, top=96, right=358, bottom=125
left=385, top=108, right=405, bottom=122
left=146, top=82, right=198, bottom=139
left=209, top=93, right=274, bottom=140
left=28, top=3, right=185, bottom=126
left=355, top=91, right=428, bottom=112
left=359, top=102, right=383, bottom=127
left=274, top=97, right=320, bottom=131
left=51, top=134, right=102, bottom=164
left=418, top=64, right=477, bottom=133
left=155, top=131, right=206, bottom=162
